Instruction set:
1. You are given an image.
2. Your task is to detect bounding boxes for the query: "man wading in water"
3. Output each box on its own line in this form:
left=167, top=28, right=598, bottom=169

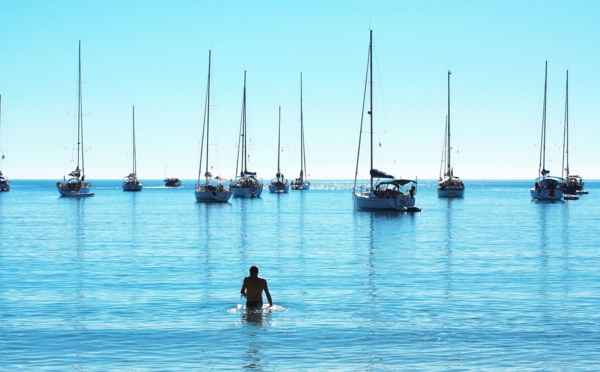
left=241, top=265, right=273, bottom=308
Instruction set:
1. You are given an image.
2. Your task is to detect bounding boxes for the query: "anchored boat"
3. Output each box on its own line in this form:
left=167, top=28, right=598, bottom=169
left=57, top=41, right=94, bottom=198
left=530, top=61, right=563, bottom=201
left=269, top=107, right=289, bottom=194
left=194, top=51, right=232, bottom=203
left=560, top=71, right=586, bottom=197
left=123, top=106, right=142, bottom=192
left=0, top=95, right=9, bottom=192
left=437, top=71, right=464, bottom=198
left=291, top=73, right=310, bottom=191
left=230, top=71, right=263, bottom=198
left=352, top=30, right=419, bottom=212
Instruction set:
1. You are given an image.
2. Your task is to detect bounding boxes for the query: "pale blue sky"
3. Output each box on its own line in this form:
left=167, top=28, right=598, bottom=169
left=1, top=1, right=598, bottom=180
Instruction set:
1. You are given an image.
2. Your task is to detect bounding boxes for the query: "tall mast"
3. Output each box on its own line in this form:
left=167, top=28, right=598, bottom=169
left=446, top=70, right=452, bottom=177
left=299, top=72, right=305, bottom=179
left=205, top=50, right=212, bottom=177
left=562, top=70, right=569, bottom=178
left=78, top=40, right=84, bottom=177
left=242, top=70, right=247, bottom=174
left=368, top=30, right=373, bottom=191
left=132, top=106, right=137, bottom=175
left=538, top=61, right=548, bottom=177
left=277, top=106, right=281, bottom=177
left=0, top=95, right=2, bottom=160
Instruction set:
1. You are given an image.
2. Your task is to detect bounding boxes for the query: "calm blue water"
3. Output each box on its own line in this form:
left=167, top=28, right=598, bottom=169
left=1, top=179, right=599, bottom=370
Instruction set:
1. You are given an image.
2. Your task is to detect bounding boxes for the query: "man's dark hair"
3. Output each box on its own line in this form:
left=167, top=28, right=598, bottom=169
left=249, top=266, right=259, bottom=275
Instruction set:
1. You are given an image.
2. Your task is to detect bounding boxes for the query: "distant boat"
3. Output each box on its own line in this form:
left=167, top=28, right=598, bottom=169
left=230, top=71, right=263, bottom=198
left=164, top=177, right=182, bottom=187
left=291, top=73, right=310, bottom=191
left=57, top=41, right=94, bottom=197
left=268, top=106, right=289, bottom=194
left=530, top=61, right=563, bottom=201
left=0, top=95, right=10, bottom=192
left=352, top=30, right=419, bottom=211
left=123, top=106, right=142, bottom=192
left=437, top=70, right=464, bottom=198
left=194, top=50, right=232, bottom=203
left=560, top=71, right=586, bottom=196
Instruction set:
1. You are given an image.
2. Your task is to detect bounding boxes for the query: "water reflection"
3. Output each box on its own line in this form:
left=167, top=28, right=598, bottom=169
left=128, top=193, right=140, bottom=304
left=537, top=202, right=550, bottom=302
left=443, top=198, right=454, bottom=300
left=240, top=307, right=274, bottom=370
left=274, top=193, right=284, bottom=259
left=296, top=192, right=307, bottom=295
left=362, top=213, right=377, bottom=312
left=196, top=204, right=213, bottom=300
left=70, top=197, right=88, bottom=370
left=238, top=199, right=250, bottom=263
left=559, top=201, right=572, bottom=309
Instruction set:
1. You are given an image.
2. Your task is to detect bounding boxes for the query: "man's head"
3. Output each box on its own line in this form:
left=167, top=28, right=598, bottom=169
left=249, top=265, right=259, bottom=276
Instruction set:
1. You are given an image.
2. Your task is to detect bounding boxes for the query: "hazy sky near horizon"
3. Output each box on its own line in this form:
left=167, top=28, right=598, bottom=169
left=1, top=1, right=599, bottom=180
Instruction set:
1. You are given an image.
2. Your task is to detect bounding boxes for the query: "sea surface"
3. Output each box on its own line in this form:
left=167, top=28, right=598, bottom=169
left=1, top=179, right=599, bottom=371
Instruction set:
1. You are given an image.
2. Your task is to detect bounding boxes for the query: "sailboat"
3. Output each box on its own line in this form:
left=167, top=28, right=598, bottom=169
left=530, top=61, right=564, bottom=201
left=163, top=166, right=182, bottom=187
left=194, top=50, right=232, bottom=203
left=268, top=107, right=289, bottom=194
left=561, top=71, right=586, bottom=196
left=0, top=95, right=10, bottom=192
left=123, top=106, right=142, bottom=191
left=57, top=41, right=94, bottom=197
left=291, top=73, right=310, bottom=191
left=352, top=30, right=419, bottom=211
left=230, top=71, right=263, bottom=198
left=164, top=177, right=182, bottom=187
left=437, top=70, right=465, bottom=198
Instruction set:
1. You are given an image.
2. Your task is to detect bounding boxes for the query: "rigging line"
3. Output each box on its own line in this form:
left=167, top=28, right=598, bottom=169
left=197, top=51, right=211, bottom=185
left=354, top=32, right=371, bottom=190
left=234, top=72, right=245, bottom=178
left=439, top=115, right=448, bottom=179
left=561, top=70, right=569, bottom=178
left=538, top=61, right=547, bottom=177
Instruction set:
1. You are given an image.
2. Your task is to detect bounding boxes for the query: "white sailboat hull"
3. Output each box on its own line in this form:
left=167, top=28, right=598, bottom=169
left=531, top=177, right=564, bottom=201
left=57, top=181, right=94, bottom=197
left=530, top=188, right=563, bottom=201
left=291, top=181, right=310, bottom=190
left=123, top=183, right=143, bottom=191
left=123, top=184, right=142, bottom=192
left=268, top=184, right=289, bottom=193
left=230, top=176, right=263, bottom=198
left=123, top=177, right=142, bottom=192
left=195, top=188, right=232, bottom=203
left=437, top=177, right=465, bottom=198
left=437, top=188, right=464, bottom=198
left=231, top=186, right=263, bottom=198
left=0, top=178, right=10, bottom=192
left=269, top=180, right=290, bottom=194
left=353, top=192, right=415, bottom=211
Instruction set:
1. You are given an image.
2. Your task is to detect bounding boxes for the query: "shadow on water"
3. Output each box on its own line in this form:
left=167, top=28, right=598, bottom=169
left=195, top=202, right=215, bottom=300
left=237, top=199, right=250, bottom=263
left=443, top=198, right=455, bottom=301
left=67, top=197, right=88, bottom=370
left=239, top=306, right=277, bottom=370
left=559, top=202, right=572, bottom=303
left=296, top=191, right=307, bottom=293
left=537, top=202, right=550, bottom=304
left=128, top=193, right=140, bottom=303
left=351, top=209, right=418, bottom=343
